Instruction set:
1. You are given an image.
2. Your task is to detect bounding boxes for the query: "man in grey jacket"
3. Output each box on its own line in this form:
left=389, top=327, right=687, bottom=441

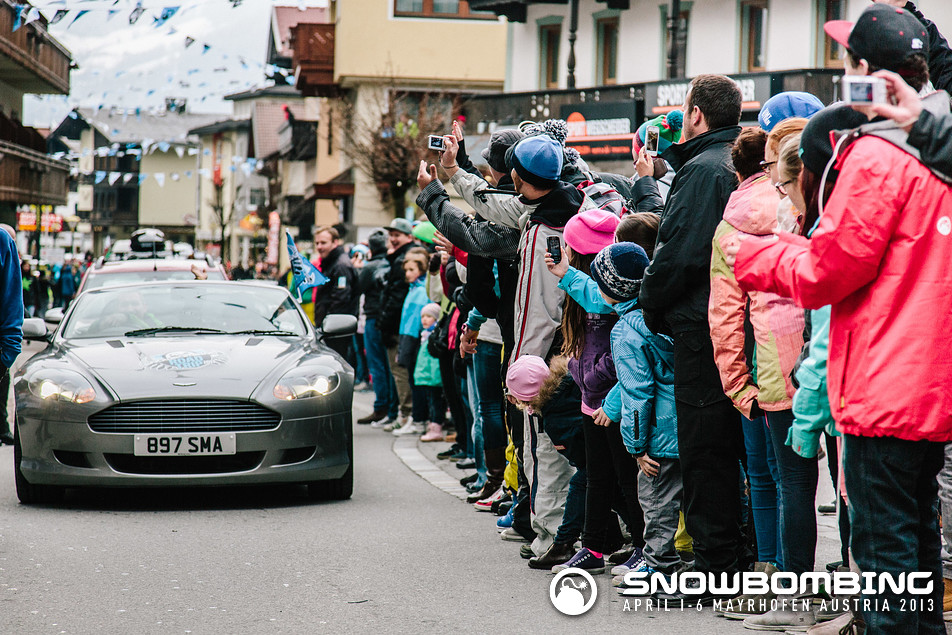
left=438, top=133, right=594, bottom=563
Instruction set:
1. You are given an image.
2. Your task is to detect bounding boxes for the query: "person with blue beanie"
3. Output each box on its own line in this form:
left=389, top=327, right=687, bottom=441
left=758, top=92, right=825, bottom=132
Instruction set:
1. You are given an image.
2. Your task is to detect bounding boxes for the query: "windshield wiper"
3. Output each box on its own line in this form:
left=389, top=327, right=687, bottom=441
left=124, top=326, right=227, bottom=337
left=225, top=329, right=299, bottom=336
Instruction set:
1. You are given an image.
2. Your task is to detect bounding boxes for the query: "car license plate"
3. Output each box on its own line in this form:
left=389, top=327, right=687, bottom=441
left=133, top=434, right=236, bottom=456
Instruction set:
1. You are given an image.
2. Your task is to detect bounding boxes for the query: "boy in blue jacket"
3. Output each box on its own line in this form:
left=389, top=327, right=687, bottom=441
left=560, top=242, right=683, bottom=590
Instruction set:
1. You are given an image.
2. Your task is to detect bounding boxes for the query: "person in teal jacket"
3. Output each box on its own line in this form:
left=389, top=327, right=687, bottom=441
left=415, top=303, right=445, bottom=441
left=394, top=253, right=431, bottom=435
left=565, top=243, right=685, bottom=586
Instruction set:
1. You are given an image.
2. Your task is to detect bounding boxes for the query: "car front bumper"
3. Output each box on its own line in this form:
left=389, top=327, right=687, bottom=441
left=16, top=409, right=351, bottom=488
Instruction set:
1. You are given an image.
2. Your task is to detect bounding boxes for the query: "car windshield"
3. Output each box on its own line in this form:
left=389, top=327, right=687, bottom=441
left=61, top=284, right=308, bottom=340
left=83, top=269, right=225, bottom=290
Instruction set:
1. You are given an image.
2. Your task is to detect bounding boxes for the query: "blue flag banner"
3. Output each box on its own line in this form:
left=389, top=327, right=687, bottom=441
left=285, top=231, right=328, bottom=300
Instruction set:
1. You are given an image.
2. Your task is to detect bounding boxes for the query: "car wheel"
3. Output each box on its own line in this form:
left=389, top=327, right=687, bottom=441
left=14, top=419, right=65, bottom=505
left=307, top=417, right=353, bottom=501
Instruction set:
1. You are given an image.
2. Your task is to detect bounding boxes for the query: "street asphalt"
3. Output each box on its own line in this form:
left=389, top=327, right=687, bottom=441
left=0, top=367, right=873, bottom=634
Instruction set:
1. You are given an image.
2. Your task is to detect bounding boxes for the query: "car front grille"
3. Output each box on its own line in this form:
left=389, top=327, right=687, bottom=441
left=88, top=400, right=280, bottom=434
left=104, top=452, right=267, bottom=475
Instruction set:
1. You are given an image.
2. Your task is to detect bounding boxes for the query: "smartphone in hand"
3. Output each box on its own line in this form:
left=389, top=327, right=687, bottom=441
left=645, top=125, right=660, bottom=157
left=546, top=236, right=562, bottom=264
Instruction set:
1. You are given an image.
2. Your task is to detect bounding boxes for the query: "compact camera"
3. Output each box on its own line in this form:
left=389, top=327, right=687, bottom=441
left=841, top=76, right=887, bottom=105
left=427, top=135, right=446, bottom=151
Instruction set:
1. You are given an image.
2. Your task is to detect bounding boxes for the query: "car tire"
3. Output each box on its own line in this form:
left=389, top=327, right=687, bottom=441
left=307, top=416, right=353, bottom=501
left=14, top=419, right=65, bottom=505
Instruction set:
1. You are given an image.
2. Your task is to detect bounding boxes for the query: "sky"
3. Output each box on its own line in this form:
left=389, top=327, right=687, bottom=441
left=24, top=0, right=327, bottom=128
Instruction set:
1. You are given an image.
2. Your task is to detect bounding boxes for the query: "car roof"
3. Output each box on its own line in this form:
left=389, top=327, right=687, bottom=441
left=91, top=259, right=223, bottom=273
left=81, top=280, right=282, bottom=294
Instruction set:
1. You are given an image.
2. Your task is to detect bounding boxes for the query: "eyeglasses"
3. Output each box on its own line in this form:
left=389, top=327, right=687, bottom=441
left=760, top=160, right=777, bottom=173
left=775, top=179, right=795, bottom=196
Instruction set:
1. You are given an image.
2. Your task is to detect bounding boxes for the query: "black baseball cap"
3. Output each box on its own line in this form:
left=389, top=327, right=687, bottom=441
left=824, top=4, right=928, bottom=72
left=798, top=105, right=867, bottom=180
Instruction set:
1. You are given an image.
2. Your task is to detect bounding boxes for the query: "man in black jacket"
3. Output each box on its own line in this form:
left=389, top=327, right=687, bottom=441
left=638, top=74, right=749, bottom=584
left=377, top=218, right=415, bottom=426
left=356, top=230, right=395, bottom=424
left=313, top=226, right=358, bottom=359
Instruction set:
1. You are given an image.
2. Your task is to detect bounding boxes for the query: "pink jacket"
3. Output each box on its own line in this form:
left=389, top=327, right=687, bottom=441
left=710, top=174, right=804, bottom=417
left=735, top=137, right=952, bottom=442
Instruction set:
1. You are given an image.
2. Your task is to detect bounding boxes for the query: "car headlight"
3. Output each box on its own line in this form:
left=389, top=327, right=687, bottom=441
left=273, top=368, right=340, bottom=400
left=28, top=369, right=98, bottom=404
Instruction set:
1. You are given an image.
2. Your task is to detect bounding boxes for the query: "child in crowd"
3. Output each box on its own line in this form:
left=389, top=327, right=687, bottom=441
left=538, top=208, right=646, bottom=575
left=416, top=302, right=446, bottom=441
left=591, top=243, right=683, bottom=592
left=394, top=253, right=431, bottom=436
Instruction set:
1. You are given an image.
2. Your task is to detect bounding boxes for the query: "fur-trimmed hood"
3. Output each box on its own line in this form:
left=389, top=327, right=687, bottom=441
left=526, top=356, right=570, bottom=412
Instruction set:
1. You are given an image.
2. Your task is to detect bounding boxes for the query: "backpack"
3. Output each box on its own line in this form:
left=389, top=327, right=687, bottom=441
left=576, top=179, right=629, bottom=217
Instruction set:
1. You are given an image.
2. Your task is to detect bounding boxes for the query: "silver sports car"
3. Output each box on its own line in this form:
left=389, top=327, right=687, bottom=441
left=13, top=281, right=356, bottom=504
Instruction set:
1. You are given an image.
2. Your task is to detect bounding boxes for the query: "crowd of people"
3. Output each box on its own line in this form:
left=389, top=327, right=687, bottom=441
left=315, top=2, right=952, bottom=632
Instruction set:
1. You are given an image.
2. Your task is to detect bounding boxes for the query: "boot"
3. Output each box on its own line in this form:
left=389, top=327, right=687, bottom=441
left=356, top=410, right=387, bottom=424
left=420, top=422, right=444, bottom=442
left=465, top=446, right=506, bottom=503
left=528, top=542, right=576, bottom=570
left=944, top=578, right=952, bottom=621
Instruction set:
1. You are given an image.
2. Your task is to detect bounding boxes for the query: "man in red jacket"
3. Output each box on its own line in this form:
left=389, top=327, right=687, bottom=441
left=733, top=6, right=951, bottom=632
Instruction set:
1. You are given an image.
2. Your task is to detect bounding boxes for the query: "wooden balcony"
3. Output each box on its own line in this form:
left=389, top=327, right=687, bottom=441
left=290, top=23, right=337, bottom=97
left=0, top=140, right=69, bottom=206
left=0, top=3, right=71, bottom=95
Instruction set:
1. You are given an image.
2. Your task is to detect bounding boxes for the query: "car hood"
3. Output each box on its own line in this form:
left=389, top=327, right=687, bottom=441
left=63, top=336, right=319, bottom=401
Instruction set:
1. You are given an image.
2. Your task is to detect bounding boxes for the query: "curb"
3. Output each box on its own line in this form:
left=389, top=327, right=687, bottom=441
left=392, top=436, right=470, bottom=501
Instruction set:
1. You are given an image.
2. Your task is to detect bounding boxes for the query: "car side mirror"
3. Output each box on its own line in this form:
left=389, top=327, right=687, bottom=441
left=321, top=314, right=357, bottom=340
left=22, top=318, right=48, bottom=341
left=45, top=307, right=64, bottom=324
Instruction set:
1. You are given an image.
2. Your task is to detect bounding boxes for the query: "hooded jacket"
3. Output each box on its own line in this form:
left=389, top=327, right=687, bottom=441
left=709, top=174, right=805, bottom=417
left=601, top=301, right=678, bottom=459
left=523, top=356, right=585, bottom=468
left=735, top=135, right=952, bottom=443
left=639, top=126, right=742, bottom=335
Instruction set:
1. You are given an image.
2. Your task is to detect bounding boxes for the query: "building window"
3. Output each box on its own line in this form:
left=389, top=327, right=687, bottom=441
left=741, top=1, right=768, bottom=72
left=540, top=24, right=561, bottom=89
left=393, top=0, right=494, bottom=19
left=249, top=188, right=267, bottom=208
left=819, top=0, right=845, bottom=68
left=596, top=17, right=619, bottom=85
left=661, top=6, right=690, bottom=79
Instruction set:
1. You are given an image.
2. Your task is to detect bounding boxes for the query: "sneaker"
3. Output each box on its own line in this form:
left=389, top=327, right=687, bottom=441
left=496, top=506, right=515, bottom=532
left=385, top=414, right=409, bottom=432
left=356, top=410, right=387, bottom=424
left=500, top=527, right=528, bottom=543
left=370, top=417, right=392, bottom=429
left=611, top=546, right=645, bottom=576
left=455, top=458, right=476, bottom=469
left=609, top=545, right=636, bottom=565
left=420, top=422, right=444, bottom=442
left=817, top=500, right=836, bottom=515
left=742, top=606, right=817, bottom=631
left=354, top=381, right=372, bottom=392
left=551, top=548, right=606, bottom=575
left=443, top=431, right=456, bottom=443
left=719, top=562, right=779, bottom=620
left=519, top=544, right=534, bottom=559
left=474, top=487, right=509, bottom=512
left=393, top=420, right=423, bottom=436
left=459, top=472, right=479, bottom=486
left=806, top=611, right=866, bottom=634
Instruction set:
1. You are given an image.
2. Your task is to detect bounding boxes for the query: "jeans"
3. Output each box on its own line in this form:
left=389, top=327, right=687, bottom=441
left=473, top=342, right=506, bottom=450
left=422, top=386, right=445, bottom=424
left=741, top=415, right=783, bottom=567
left=581, top=414, right=645, bottom=554
left=465, top=362, right=486, bottom=484
left=441, top=357, right=468, bottom=449
left=765, top=409, right=818, bottom=575
left=554, top=468, right=586, bottom=545
left=844, top=434, right=944, bottom=634
left=824, top=433, right=851, bottom=566
left=363, top=319, right=391, bottom=413
left=353, top=333, right=369, bottom=383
